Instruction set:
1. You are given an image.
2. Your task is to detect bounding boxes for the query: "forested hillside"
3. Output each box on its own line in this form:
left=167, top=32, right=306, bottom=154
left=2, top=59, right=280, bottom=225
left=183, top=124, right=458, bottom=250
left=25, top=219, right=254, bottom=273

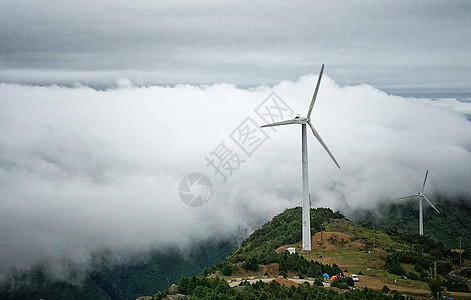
left=0, top=239, right=236, bottom=300
left=153, top=207, right=471, bottom=300
left=352, top=198, right=471, bottom=251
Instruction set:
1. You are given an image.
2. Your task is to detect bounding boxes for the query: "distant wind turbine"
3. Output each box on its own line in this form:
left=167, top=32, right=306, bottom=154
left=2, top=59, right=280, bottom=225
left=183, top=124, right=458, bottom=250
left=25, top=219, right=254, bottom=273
left=260, top=64, right=340, bottom=251
left=398, top=170, right=440, bottom=236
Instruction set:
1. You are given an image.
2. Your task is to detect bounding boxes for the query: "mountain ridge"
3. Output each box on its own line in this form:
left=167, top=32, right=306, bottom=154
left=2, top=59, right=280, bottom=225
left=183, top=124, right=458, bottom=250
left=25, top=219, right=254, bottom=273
left=152, top=206, right=471, bottom=299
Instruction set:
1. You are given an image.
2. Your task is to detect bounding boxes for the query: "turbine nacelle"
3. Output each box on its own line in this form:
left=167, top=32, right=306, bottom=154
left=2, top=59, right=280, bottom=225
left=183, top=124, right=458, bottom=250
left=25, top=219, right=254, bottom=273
left=299, top=116, right=310, bottom=124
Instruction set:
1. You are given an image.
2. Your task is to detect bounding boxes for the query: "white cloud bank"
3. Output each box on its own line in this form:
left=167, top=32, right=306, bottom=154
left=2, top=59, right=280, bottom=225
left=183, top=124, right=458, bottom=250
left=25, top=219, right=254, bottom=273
left=0, top=75, right=470, bottom=282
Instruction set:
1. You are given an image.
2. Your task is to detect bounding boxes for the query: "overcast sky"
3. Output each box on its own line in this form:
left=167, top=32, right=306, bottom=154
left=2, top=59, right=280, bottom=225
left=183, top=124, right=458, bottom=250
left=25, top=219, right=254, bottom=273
left=1, top=0, right=471, bottom=285
left=1, top=0, right=471, bottom=90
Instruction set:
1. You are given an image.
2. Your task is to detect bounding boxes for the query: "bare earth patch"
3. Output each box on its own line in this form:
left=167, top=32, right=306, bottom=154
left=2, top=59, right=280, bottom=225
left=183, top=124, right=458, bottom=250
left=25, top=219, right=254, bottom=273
left=270, top=276, right=300, bottom=287
left=311, top=232, right=365, bottom=251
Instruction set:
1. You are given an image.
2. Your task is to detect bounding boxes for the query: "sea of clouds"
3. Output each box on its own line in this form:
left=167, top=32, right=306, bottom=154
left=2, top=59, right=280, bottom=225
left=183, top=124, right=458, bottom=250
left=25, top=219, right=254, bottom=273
left=1, top=75, right=470, bottom=283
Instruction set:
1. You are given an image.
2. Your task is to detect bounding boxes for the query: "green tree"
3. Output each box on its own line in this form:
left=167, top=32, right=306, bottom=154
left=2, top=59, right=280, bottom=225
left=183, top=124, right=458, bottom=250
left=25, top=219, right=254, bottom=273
left=221, top=263, right=233, bottom=276
left=381, top=285, right=390, bottom=293
left=346, top=276, right=354, bottom=287
left=242, top=256, right=259, bottom=272
left=384, top=255, right=405, bottom=276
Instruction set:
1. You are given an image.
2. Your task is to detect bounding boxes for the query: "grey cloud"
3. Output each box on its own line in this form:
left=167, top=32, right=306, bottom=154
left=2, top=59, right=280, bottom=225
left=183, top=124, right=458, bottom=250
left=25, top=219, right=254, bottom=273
left=1, top=1, right=470, bottom=88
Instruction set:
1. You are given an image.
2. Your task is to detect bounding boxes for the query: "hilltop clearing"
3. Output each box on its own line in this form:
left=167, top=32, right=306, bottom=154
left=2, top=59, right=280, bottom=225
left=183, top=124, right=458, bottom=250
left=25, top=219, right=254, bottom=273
left=153, top=207, right=471, bottom=300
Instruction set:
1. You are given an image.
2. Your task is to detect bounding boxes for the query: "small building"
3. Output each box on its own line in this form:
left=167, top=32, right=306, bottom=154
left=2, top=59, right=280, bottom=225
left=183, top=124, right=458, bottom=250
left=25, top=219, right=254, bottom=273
left=287, top=247, right=296, bottom=254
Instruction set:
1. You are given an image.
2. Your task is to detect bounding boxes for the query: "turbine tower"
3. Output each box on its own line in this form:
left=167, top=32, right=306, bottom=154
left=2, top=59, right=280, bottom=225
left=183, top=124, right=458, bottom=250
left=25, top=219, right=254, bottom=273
left=260, top=64, right=340, bottom=251
left=398, top=170, right=440, bottom=236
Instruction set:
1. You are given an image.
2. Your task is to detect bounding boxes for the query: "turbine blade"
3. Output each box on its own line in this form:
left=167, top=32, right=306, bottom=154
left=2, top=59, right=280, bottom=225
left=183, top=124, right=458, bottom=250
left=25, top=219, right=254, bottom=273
left=307, top=64, right=324, bottom=118
left=308, top=122, right=340, bottom=169
left=421, top=170, right=428, bottom=194
left=397, top=195, right=418, bottom=200
left=423, top=194, right=440, bottom=214
left=260, top=119, right=298, bottom=128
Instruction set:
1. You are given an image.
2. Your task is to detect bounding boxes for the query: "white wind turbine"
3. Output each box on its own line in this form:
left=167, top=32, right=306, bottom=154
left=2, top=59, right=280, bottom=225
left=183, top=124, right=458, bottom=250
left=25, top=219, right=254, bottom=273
left=398, top=170, right=440, bottom=236
left=260, top=64, right=340, bottom=251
